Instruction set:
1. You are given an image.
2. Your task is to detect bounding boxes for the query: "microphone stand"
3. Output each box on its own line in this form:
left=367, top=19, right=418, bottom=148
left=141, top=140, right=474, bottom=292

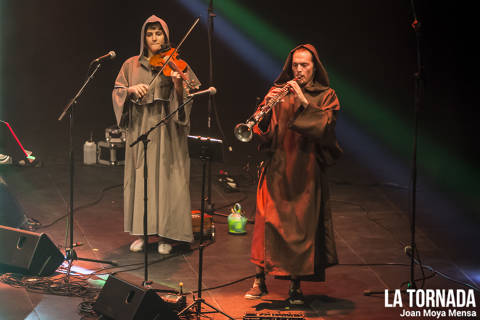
left=407, top=0, right=424, bottom=290
left=130, top=96, right=194, bottom=287
left=205, top=0, right=217, bottom=216
left=204, top=0, right=232, bottom=225
left=127, top=17, right=200, bottom=287
left=364, top=0, right=424, bottom=296
left=58, top=61, right=116, bottom=282
left=204, top=1, right=232, bottom=218
left=178, top=3, right=233, bottom=319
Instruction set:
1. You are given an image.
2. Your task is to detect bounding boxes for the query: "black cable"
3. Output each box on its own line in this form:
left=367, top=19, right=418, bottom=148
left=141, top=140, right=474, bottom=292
left=35, top=183, right=122, bottom=230
left=83, top=240, right=255, bottom=296
left=330, top=178, right=410, bottom=190
left=0, top=272, right=100, bottom=299
left=81, top=240, right=480, bottom=297
left=74, top=184, right=122, bottom=213
left=109, top=251, right=188, bottom=276
left=411, top=246, right=427, bottom=289
left=340, top=261, right=435, bottom=291
left=362, top=256, right=480, bottom=296
left=84, top=241, right=218, bottom=279
left=331, top=199, right=480, bottom=294
left=339, top=263, right=410, bottom=267
left=193, top=183, right=255, bottom=223
left=411, top=257, right=480, bottom=293
left=180, top=261, right=452, bottom=295
left=192, top=274, right=255, bottom=294
left=211, top=193, right=249, bottom=211
left=84, top=254, right=183, bottom=279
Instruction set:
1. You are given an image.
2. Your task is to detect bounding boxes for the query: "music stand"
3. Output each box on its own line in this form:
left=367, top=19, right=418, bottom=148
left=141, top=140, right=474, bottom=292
left=178, top=135, right=233, bottom=320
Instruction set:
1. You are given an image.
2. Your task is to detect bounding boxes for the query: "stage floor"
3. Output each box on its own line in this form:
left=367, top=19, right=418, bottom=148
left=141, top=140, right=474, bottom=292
left=0, top=151, right=479, bottom=320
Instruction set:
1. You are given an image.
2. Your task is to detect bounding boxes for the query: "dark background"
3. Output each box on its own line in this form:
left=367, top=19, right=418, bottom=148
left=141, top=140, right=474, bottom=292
left=1, top=1, right=477, bottom=208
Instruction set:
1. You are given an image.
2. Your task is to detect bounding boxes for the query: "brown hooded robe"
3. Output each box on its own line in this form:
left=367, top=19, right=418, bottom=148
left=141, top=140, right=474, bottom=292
left=251, top=44, right=341, bottom=280
left=112, top=15, right=200, bottom=242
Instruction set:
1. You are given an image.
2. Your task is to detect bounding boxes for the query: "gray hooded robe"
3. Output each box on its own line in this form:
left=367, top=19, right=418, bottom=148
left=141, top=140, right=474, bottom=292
left=112, top=15, right=200, bottom=242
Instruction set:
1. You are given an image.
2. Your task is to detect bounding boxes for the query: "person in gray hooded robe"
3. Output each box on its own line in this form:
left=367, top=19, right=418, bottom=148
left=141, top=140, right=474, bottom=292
left=112, top=15, right=200, bottom=255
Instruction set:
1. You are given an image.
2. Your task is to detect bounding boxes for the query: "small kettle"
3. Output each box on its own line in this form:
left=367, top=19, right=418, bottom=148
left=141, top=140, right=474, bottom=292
left=228, top=203, right=247, bottom=235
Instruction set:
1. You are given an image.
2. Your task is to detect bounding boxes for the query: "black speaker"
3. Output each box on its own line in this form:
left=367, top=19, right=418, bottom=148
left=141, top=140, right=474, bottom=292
left=0, top=225, right=64, bottom=276
left=93, top=275, right=179, bottom=320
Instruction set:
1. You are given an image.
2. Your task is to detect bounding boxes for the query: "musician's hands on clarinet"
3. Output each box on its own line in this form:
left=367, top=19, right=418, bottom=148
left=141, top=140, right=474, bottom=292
left=264, top=79, right=308, bottom=108
left=286, top=79, right=309, bottom=107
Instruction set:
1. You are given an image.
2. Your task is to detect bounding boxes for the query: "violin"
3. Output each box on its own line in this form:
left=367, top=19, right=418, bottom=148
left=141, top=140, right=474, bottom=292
left=149, top=46, right=194, bottom=89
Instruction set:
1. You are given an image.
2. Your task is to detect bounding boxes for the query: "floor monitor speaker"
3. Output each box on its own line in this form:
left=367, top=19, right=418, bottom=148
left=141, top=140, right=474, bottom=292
left=0, top=225, right=64, bottom=276
left=93, top=275, right=179, bottom=320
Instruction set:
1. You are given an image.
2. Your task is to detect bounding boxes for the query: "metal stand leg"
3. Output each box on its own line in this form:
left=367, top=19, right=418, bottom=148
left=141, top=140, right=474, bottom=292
left=177, top=157, right=233, bottom=320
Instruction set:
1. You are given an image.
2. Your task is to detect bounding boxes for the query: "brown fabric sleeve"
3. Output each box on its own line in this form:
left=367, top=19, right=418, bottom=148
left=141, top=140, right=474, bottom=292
left=289, top=89, right=343, bottom=165
left=288, top=89, right=339, bottom=143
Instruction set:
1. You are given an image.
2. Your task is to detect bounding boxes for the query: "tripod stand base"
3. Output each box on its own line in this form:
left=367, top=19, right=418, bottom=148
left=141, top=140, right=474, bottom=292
left=178, top=298, right=234, bottom=320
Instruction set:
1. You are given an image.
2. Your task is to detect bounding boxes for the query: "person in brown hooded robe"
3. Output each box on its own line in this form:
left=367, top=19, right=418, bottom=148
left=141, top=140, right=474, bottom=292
left=112, top=16, right=200, bottom=255
left=245, top=44, right=342, bottom=304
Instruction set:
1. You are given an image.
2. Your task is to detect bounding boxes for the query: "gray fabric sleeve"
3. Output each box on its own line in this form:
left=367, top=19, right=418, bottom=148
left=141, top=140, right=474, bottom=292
left=112, top=61, right=130, bottom=127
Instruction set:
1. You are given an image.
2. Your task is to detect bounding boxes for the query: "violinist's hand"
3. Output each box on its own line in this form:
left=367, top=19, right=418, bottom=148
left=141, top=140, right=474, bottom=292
left=171, top=71, right=183, bottom=90
left=171, top=71, right=184, bottom=102
left=128, top=84, right=149, bottom=99
left=287, top=80, right=308, bottom=107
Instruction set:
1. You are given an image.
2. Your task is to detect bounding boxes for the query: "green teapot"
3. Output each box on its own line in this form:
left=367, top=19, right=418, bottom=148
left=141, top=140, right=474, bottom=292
left=228, top=203, right=247, bottom=235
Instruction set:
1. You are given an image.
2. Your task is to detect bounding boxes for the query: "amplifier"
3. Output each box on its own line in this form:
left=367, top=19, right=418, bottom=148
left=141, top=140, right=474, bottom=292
left=243, top=312, right=305, bottom=320
left=97, top=141, right=125, bottom=166
left=191, top=210, right=213, bottom=239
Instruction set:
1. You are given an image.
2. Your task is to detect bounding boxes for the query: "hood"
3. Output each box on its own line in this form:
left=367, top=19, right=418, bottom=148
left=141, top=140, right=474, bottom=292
left=139, top=15, right=170, bottom=57
left=274, top=44, right=330, bottom=92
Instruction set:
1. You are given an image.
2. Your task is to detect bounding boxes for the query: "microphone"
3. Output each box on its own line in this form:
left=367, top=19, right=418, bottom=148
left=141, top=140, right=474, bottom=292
left=187, top=87, right=217, bottom=98
left=92, top=51, right=116, bottom=63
